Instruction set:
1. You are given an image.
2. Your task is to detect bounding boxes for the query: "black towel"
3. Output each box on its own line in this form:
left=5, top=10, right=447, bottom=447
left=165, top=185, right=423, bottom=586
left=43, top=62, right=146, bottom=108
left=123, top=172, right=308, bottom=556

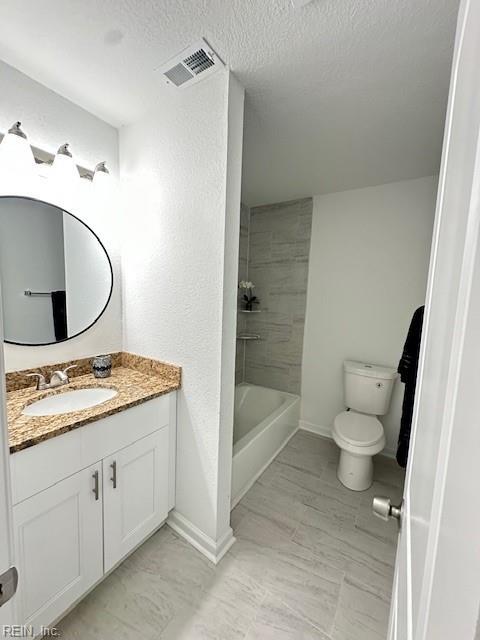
left=396, top=306, right=424, bottom=467
left=51, top=290, right=68, bottom=341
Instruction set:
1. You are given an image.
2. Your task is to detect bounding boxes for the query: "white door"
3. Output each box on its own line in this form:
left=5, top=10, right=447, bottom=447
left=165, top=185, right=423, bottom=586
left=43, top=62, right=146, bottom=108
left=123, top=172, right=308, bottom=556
left=385, top=1, right=480, bottom=638
left=0, top=281, right=16, bottom=627
left=103, top=428, right=169, bottom=572
left=13, top=462, right=103, bottom=630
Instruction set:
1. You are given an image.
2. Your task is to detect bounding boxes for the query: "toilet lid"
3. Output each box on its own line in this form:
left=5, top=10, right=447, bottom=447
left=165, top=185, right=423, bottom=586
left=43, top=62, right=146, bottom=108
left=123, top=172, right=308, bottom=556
left=333, top=411, right=384, bottom=447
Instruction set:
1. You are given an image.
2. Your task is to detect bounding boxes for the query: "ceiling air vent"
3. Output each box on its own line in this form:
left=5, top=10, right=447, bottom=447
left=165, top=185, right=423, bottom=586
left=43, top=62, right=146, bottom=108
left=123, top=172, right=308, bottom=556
left=159, top=39, right=224, bottom=88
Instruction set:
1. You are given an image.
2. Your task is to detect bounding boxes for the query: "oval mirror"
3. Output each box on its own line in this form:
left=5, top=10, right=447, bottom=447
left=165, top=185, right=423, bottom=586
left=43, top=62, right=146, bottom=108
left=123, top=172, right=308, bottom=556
left=0, top=196, right=113, bottom=346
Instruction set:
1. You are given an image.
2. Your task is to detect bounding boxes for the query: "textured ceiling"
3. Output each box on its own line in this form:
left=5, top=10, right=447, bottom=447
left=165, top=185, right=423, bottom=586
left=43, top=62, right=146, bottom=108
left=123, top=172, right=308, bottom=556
left=0, top=0, right=459, bottom=205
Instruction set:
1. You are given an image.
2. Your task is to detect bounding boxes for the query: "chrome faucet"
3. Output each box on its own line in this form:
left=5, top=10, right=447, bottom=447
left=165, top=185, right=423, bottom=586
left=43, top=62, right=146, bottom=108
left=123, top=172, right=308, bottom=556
left=26, top=365, right=77, bottom=391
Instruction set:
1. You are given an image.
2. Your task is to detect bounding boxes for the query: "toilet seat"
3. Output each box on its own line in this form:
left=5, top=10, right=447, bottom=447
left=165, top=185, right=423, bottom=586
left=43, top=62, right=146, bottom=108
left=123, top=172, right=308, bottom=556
left=333, top=411, right=384, bottom=447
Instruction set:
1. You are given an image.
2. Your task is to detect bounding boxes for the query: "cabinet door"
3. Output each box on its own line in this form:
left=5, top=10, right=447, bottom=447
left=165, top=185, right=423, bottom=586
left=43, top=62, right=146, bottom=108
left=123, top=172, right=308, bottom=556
left=103, top=428, right=169, bottom=572
left=13, top=462, right=103, bottom=630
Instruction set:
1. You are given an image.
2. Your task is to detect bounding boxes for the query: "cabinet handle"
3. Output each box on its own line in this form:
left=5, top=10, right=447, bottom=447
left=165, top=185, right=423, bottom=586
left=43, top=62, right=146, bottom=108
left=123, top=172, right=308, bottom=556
left=92, top=470, right=99, bottom=501
left=110, top=461, right=117, bottom=489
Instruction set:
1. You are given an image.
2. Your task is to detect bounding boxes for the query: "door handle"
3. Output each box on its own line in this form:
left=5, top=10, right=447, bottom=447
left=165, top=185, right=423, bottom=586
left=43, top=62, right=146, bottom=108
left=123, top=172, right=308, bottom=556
left=92, top=470, right=99, bottom=501
left=0, top=566, right=18, bottom=607
left=373, top=496, right=403, bottom=525
left=110, top=461, right=117, bottom=489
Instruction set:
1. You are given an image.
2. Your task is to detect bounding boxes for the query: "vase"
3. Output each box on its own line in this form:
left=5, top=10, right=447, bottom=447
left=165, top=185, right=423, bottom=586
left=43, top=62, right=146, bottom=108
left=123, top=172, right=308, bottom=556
left=92, top=354, right=112, bottom=378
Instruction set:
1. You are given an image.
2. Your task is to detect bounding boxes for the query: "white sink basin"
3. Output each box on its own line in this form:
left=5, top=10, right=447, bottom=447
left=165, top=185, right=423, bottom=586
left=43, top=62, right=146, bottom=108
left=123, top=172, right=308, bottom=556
left=23, top=388, right=118, bottom=417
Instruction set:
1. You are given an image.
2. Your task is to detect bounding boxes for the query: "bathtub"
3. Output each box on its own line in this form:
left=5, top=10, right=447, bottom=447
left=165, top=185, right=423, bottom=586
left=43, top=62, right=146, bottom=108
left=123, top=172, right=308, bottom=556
left=231, top=383, right=300, bottom=507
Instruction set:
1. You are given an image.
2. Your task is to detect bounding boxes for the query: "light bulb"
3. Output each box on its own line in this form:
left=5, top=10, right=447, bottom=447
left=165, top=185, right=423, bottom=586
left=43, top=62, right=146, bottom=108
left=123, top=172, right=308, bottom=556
left=51, top=143, right=80, bottom=183
left=93, top=161, right=110, bottom=183
left=0, top=121, right=36, bottom=175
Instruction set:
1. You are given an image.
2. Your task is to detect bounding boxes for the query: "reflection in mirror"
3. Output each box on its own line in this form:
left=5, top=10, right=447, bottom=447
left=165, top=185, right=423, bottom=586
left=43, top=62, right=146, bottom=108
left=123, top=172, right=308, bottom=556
left=0, top=197, right=113, bottom=346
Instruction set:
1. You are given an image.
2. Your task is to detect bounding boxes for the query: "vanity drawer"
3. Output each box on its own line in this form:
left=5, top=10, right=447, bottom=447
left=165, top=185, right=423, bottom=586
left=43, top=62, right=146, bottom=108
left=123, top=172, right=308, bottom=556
left=80, top=394, right=170, bottom=463
left=11, top=394, right=172, bottom=505
left=10, top=428, right=82, bottom=506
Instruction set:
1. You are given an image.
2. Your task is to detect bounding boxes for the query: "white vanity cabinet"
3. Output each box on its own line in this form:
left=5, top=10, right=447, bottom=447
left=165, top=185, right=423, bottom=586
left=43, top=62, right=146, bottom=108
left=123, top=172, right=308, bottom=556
left=12, top=462, right=104, bottom=632
left=10, top=391, right=176, bottom=631
left=103, top=428, right=169, bottom=572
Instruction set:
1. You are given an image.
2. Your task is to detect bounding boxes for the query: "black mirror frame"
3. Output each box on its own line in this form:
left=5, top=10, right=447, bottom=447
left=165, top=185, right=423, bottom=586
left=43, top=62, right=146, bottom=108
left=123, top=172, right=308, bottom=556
left=0, top=195, right=114, bottom=347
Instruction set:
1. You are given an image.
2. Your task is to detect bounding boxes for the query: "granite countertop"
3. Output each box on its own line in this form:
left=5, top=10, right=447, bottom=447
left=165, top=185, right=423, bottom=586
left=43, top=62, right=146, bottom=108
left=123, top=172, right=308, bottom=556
left=7, top=354, right=181, bottom=454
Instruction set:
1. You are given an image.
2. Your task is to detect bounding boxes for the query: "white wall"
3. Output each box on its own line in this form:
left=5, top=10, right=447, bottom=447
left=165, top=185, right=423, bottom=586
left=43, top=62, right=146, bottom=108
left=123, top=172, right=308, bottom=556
left=120, top=70, right=244, bottom=551
left=1, top=58, right=245, bottom=560
left=0, top=61, right=121, bottom=371
left=217, top=74, right=245, bottom=540
left=301, top=176, right=438, bottom=454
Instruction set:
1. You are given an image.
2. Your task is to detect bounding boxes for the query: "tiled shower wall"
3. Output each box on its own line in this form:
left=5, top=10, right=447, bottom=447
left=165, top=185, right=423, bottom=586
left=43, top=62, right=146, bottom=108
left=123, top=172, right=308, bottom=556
left=235, top=202, right=250, bottom=384
left=236, top=197, right=313, bottom=394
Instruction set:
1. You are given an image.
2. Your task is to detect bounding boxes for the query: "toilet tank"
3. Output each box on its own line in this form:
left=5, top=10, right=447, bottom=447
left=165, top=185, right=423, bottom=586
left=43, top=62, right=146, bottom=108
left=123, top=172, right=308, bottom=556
left=343, top=360, right=398, bottom=415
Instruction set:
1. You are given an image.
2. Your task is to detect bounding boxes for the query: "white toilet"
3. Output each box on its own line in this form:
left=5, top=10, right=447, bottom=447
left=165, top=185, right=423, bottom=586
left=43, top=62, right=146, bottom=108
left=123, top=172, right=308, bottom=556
left=332, top=360, right=397, bottom=491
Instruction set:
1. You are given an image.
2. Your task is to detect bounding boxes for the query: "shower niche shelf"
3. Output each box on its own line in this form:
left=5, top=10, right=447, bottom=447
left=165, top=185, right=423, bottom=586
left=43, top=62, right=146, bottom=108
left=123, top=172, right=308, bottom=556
left=239, top=309, right=261, bottom=313
left=236, top=334, right=260, bottom=341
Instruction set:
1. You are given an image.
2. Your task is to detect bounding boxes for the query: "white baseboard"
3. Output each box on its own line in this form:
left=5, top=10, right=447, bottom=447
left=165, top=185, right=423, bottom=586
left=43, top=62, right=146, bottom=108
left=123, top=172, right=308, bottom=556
left=299, top=420, right=332, bottom=438
left=380, top=447, right=396, bottom=459
left=299, top=420, right=396, bottom=460
left=231, top=425, right=299, bottom=509
left=167, top=510, right=235, bottom=565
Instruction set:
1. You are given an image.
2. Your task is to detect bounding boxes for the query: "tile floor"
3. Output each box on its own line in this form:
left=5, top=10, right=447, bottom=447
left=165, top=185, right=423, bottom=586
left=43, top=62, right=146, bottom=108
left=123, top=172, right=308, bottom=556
left=58, top=431, right=405, bottom=639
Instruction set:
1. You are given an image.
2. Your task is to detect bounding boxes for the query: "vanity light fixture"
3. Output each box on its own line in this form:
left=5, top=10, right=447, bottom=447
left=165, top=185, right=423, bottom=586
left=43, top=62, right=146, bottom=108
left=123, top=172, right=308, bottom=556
left=0, top=120, right=107, bottom=180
